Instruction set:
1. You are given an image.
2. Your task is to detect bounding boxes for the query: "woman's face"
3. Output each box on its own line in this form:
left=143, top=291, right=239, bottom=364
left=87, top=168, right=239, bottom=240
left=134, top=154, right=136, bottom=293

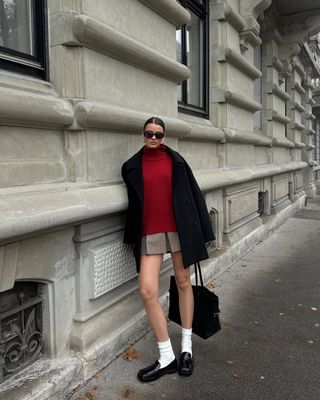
left=143, top=123, right=165, bottom=149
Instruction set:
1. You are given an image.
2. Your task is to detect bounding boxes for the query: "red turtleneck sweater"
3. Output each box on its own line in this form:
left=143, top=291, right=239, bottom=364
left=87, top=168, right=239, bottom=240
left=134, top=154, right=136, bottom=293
left=142, top=145, right=177, bottom=235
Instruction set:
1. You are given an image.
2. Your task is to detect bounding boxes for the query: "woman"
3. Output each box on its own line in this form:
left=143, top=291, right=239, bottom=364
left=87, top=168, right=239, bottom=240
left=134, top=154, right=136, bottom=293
left=121, top=117, right=214, bottom=382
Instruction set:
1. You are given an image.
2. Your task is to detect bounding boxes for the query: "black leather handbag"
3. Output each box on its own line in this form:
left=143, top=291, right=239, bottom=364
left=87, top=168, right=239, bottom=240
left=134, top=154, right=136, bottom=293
left=168, top=262, right=221, bottom=339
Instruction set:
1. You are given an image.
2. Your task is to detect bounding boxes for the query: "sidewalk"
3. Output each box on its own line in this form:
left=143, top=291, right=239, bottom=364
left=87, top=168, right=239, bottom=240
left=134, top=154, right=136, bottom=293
left=68, top=197, right=320, bottom=400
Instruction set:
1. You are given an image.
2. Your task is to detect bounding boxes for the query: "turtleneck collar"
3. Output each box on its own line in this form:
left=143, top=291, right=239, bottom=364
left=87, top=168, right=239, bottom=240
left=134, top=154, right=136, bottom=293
left=143, top=144, right=166, bottom=156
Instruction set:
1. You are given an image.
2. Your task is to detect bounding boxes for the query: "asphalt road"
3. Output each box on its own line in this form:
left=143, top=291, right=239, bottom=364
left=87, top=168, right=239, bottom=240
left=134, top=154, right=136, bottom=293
left=69, top=198, right=320, bottom=400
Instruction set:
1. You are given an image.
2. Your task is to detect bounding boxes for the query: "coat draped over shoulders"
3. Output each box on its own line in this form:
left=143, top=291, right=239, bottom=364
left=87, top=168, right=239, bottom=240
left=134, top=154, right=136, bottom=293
left=121, top=145, right=215, bottom=272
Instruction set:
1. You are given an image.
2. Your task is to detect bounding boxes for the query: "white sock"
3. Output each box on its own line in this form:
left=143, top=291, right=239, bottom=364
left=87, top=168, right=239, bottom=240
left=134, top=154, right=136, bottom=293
left=157, top=338, right=175, bottom=368
left=181, top=328, right=192, bottom=355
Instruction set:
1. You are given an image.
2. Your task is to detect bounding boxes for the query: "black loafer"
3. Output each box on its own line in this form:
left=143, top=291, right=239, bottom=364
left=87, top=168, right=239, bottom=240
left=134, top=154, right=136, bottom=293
left=137, top=359, right=177, bottom=382
left=178, top=352, right=193, bottom=376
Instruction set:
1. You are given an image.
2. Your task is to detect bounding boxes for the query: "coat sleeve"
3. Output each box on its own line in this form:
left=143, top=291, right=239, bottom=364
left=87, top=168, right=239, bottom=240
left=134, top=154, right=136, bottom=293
left=183, top=160, right=215, bottom=242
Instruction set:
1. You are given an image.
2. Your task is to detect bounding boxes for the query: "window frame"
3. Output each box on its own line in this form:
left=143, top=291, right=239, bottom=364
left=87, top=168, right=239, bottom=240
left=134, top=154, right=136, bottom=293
left=0, top=0, right=49, bottom=80
left=177, top=0, right=209, bottom=118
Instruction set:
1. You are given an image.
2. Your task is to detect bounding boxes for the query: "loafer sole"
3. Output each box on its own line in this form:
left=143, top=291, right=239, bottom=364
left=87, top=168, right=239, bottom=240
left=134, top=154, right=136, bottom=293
left=138, top=366, right=177, bottom=382
left=178, top=368, right=193, bottom=376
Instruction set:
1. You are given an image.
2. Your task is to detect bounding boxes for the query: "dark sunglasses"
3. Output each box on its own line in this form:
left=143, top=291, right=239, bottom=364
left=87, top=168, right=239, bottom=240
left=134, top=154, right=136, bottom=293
left=143, top=130, right=165, bottom=139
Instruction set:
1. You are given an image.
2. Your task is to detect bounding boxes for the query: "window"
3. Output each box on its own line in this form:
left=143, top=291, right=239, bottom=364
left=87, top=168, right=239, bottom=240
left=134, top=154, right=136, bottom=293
left=0, top=0, right=48, bottom=79
left=253, top=46, right=262, bottom=133
left=176, top=0, right=208, bottom=117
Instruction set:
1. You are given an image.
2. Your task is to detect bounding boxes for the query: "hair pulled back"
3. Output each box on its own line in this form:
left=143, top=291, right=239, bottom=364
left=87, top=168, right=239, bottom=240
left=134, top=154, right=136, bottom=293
left=143, top=116, right=166, bottom=132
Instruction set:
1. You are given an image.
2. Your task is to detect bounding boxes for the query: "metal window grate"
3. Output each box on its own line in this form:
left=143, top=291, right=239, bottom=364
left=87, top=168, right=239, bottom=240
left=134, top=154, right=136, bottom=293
left=0, top=282, right=44, bottom=383
left=258, top=191, right=267, bottom=216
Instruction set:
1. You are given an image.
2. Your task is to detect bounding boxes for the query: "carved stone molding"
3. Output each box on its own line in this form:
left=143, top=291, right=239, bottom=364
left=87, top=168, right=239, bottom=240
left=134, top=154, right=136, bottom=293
left=0, top=86, right=74, bottom=129
left=0, top=163, right=308, bottom=243
left=215, top=47, right=262, bottom=80
left=211, top=4, right=245, bottom=32
left=267, top=83, right=290, bottom=101
left=211, top=87, right=261, bottom=112
left=52, top=12, right=190, bottom=84
left=74, top=100, right=190, bottom=137
left=271, top=137, right=295, bottom=149
left=223, top=128, right=272, bottom=146
left=138, top=0, right=190, bottom=27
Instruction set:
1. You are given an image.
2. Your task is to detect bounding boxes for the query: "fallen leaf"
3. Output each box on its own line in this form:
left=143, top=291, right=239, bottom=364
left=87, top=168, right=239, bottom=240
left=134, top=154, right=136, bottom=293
left=311, top=307, right=318, bottom=311
left=226, top=359, right=237, bottom=365
left=94, top=372, right=101, bottom=380
left=85, top=391, right=95, bottom=400
left=314, top=322, right=320, bottom=328
left=91, top=385, right=99, bottom=391
left=232, top=373, right=240, bottom=380
left=121, top=388, right=135, bottom=398
left=123, top=347, right=139, bottom=361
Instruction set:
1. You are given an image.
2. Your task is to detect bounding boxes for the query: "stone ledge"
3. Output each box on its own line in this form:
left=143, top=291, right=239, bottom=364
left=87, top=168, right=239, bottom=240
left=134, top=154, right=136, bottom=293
left=74, top=100, right=190, bottom=138
left=290, top=101, right=305, bottom=113
left=52, top=12, right=190, bottom=84
left=306, top=97, right=315, bottom=105
left=294, top=141, right=306, bottom=149
left=268, top=83, right=290, bottom=101
left=306, top=144, right=315, bottom=151
left=272, top=56, right=284, bottom=72
left=267, top=110, right=291, bottom=124
left=292, top=59, right=306, bottom=79
left=294, top=122, right=305, bottom=131
left=211, top=3, right=245, bottom=32
left=138, top=0, right=190, bottom=27
left=0, top=162, right=307, bottom=242
left=272, top=137, right=295, bottom=148
left=215, top=46, right=261, bottom=80
left=223, top=129, right=272, bottom=146
left=0, top=86, right=74, bottom=129
left=211, top=87, right=261, bottom=112
left=293, top=82, right=306, bottom=95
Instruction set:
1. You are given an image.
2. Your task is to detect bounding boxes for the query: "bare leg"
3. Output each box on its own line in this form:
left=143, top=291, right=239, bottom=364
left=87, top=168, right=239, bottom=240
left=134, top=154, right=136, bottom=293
left=139, top=254, right=169, bottom=342
left=171, top=251, right=194, bottom=328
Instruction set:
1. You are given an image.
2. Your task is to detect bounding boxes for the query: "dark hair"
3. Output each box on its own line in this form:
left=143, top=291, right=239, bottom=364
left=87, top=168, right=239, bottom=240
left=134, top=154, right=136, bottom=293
left=143, top=116, right=165, bottom=132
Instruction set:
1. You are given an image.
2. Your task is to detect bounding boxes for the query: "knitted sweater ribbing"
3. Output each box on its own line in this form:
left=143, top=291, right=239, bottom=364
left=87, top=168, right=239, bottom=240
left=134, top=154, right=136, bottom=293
left=142, top=145, right=177, bottom=235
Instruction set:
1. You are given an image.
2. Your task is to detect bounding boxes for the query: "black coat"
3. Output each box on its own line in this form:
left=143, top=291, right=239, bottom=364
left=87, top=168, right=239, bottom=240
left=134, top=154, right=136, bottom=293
left=121, top=145, right=215, bottom=272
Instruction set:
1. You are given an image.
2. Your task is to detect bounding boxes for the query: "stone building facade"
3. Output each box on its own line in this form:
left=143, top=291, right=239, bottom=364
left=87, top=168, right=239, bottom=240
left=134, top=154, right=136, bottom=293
left=0, top=0, right=319, bottom=398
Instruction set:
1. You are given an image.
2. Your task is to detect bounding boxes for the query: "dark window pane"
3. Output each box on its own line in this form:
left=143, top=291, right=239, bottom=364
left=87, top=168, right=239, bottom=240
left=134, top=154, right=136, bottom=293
left=253, top=45, right=262, bottom=132
left=0, top=0, right=35, bottom=56
left=176, top=28, right=183, bottom=102
left=186, top=12, right=203, bottom=108
left=176, top=0, right=207, bottom=117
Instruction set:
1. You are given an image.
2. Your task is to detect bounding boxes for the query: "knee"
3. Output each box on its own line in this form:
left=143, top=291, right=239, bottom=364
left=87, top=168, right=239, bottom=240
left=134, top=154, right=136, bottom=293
left=140, top=285, right=157, bottom=303
left=175, top=275, right=191, bottom=292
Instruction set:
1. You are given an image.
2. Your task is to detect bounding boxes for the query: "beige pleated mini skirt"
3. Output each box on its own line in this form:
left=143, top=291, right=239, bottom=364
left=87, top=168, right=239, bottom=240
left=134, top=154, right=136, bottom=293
left=140, top=232, right=181, bottom=255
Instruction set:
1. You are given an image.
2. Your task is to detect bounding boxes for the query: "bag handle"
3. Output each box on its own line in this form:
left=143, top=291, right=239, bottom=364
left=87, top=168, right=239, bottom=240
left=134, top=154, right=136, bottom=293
left=194, top=262, right=204, bottom=287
